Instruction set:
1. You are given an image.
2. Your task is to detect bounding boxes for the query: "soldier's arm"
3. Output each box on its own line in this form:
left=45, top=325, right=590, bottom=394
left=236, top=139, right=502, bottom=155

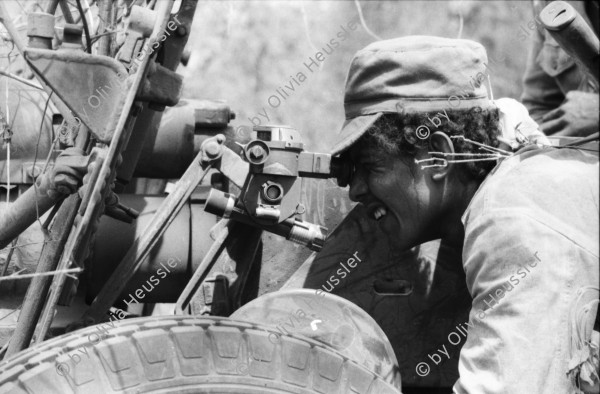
left=520, top=11, right=566, bottom=123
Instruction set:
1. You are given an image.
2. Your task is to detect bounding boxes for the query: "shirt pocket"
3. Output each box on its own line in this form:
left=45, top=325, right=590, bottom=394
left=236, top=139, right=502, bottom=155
left=536, top=37, right=576, bottom=77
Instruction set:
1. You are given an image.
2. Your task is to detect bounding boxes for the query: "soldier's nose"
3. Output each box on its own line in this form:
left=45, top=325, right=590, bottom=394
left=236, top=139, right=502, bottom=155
left=348, top=169, right=369, bottom=202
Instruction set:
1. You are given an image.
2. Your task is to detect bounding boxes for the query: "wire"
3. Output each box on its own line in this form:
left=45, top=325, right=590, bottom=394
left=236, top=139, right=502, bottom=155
left=5, top=136, right=8, bottom=205
left=76, top=0, right=92, bottom=54
left=226, top=1, right=234, bottom=38
left=553, top=145, right=599, bottom=153
left=0, top=304, right=21, bottom=323
left=5, top=76, right=9, bottom=205
left=562, top=132, right=599, bottom=147
left=354, top=0, right=382, bottom=41
left=90, top=29, right=121, bottom=43
left=300, top=4, right=318, bottom=53
left=455, top=0, right=464, bottom=39
left=415, top=156, right=505, bottom=169
left=0, top=70, right=43, bottom=90
left=0, top=267, right=83, bottom=282
left=0, top=34, right=17, bottom=69
left=41, top=135, right=59, bottom=175
left=0, top=238, right=17, bottom=281
left=42, top=197, right=63, bottom=230
left=450, top=135, right=512, bottom=156
left=14, top=0, right=25, bottom=13
left=4, top=239, right=56, bottom=251
left=32, top=94, right=53, bottom=174
left=430, top=152, right=506, bottom=158
left=32, top=92, right=53, bottom=224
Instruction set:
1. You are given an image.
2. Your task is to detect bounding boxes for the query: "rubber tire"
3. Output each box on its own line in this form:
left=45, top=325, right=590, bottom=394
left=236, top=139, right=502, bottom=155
left=0, top=316, right=401, bottom=394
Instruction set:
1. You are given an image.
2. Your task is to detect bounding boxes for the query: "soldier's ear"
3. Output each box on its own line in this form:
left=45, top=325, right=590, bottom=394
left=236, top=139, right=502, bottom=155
left=427, top=131, right=455, bottom=181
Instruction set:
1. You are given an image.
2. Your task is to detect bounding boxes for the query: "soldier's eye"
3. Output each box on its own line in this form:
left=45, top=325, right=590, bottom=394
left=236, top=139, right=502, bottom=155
left=362, top=162, right=383, bottom=173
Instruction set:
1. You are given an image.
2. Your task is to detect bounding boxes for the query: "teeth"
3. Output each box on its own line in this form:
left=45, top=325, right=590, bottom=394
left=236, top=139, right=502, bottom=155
left=373, top=207, right=387, bottom=220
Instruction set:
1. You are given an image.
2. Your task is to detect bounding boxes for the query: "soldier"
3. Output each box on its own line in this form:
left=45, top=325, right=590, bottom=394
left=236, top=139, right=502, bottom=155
left=521, top=0, right=599, bottom=137
left=331, top=36, right=599, bottom=393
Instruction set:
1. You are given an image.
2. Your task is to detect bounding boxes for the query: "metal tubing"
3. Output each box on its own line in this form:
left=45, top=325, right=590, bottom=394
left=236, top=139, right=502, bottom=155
left=117, top=1, right=198, bottom=187
left=0, top=125, right=89, bottom=249
left=4, top=194, right=80, bottom=357
left=539, top=1, right=599, bottom=85
left=0, top=239, right=17, bottom=281
left=96, top=0, right=113, bottom=56
left=45, top=0, right=60, bottom=15
left=58, top=0, right=75, bottom=24
left=43, top=0, right=177, bottom=330
left=0, top=173, right=59, bottom=250
left=83, top=148, right=211, bottom=323
left=115, top=104, right=161, bottom=191
left=75, top=0, right=92, bottom=53
left=175, top=219, right=231, bottom=313
left=2, top=130, right=89, bottom=355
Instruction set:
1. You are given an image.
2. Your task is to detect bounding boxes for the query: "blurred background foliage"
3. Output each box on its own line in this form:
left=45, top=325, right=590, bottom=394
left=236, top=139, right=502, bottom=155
left=181, top=0, right=535, bottom=151
left=0, top=0, right=537, bottom=152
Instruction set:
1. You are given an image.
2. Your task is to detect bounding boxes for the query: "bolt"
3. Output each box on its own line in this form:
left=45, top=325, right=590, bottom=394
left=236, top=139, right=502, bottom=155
left=27, top=166, right=41, bottom=178
left=176, top=25, right=187, bottom=37
left=249, top=146, right=264, bottom=160
left=63, top=24, right=83, bottom=36
left=203, top=141, right=221, bottom=159
left=56, top=185, right=71, bottom=195
left=201, top=135, right=225, bottom=162
left=53, top=173, right=79, bottom=194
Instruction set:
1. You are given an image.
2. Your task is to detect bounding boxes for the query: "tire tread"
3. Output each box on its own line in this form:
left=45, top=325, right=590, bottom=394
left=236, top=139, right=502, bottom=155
left=0, top=316, right=401, bottom=394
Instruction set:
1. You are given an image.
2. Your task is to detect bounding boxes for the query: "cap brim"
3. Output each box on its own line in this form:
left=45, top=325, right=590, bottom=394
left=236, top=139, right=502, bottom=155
left=330, top=113, right=383, bottom=156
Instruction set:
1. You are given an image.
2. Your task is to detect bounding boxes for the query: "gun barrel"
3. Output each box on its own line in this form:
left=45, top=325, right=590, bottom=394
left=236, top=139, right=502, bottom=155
left=539, top=1, right=599, bottom=85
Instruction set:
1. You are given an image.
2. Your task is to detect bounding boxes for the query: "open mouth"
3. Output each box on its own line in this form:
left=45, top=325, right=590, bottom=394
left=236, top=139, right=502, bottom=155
left=367, top=203, right=388, bottom=221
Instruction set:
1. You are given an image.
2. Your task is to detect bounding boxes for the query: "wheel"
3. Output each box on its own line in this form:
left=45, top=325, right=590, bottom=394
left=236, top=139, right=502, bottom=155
left=0, top=315, right=401, bottom=394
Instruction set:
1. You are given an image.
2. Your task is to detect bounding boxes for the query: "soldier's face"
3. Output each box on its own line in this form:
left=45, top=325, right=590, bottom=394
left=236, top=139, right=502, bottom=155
left=348, top=142, right=442, bottom=250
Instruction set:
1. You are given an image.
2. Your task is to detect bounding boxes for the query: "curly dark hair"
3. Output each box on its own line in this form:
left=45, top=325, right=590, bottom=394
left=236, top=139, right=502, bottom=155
left=360, top=106, right=501, bottom=181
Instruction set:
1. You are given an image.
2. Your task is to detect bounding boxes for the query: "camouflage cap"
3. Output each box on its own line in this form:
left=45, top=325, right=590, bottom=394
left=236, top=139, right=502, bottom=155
left=331, top=35, right=494, bottom=156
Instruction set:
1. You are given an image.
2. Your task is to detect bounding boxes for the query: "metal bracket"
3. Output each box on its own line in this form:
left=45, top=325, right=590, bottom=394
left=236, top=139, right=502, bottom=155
left=24, top=47, right=128, bottom=142
left=137, top=62, right=183, bottom=108
left=199, top=134, right=249, bottom=189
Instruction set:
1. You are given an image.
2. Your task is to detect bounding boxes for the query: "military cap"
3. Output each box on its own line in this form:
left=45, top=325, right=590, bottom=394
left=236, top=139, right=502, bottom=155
left=331, top=35, right=495, bottom=155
